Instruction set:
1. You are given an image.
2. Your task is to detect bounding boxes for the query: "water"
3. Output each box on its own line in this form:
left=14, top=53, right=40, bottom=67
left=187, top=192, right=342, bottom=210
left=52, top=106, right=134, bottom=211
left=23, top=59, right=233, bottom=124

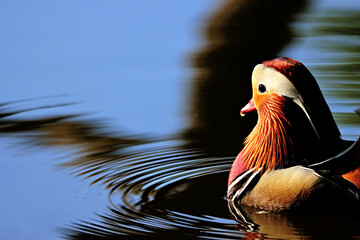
left=1, top=0, right=360, bottom=239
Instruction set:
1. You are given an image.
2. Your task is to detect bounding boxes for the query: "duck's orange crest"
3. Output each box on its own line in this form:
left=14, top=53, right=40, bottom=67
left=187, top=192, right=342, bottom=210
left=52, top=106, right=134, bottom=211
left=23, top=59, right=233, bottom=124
left=241, top=93, right=294, bottom=171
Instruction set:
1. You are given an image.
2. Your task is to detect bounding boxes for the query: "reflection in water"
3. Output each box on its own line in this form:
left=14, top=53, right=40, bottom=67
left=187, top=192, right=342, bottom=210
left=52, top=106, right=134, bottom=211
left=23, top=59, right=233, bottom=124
left=184, top=0, right=307, bottom=152
left=230, top=204, right=360, bottom=239
left=309, top=10, right=360, bottom=131
left=0, top=102, right=239, bottom=239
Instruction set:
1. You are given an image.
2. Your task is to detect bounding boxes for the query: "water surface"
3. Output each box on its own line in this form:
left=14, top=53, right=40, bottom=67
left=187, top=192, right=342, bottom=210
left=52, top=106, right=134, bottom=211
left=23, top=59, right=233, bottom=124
left=1, top=0, right=360, bottom=239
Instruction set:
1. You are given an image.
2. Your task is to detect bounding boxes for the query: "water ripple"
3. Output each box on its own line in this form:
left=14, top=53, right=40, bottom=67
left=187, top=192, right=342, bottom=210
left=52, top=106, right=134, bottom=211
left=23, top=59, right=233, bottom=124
left=63, top=140, right=240, bottom=239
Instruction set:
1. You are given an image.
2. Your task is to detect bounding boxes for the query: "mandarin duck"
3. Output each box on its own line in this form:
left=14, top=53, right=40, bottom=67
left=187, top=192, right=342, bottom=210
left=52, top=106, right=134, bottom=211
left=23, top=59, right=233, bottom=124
left=228, top=57, right=360, bottom=212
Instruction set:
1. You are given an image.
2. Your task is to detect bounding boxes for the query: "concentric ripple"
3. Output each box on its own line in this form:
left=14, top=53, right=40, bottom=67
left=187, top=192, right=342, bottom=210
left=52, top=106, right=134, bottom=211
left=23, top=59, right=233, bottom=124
left=0, top=101, right=247, bottom=239
left=62, top=140, right=247, bottom=239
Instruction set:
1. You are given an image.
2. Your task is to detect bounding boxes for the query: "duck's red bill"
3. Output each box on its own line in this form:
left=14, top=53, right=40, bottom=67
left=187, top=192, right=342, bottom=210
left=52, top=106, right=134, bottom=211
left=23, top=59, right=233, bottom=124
left=240, top=98, right=256, bottom=116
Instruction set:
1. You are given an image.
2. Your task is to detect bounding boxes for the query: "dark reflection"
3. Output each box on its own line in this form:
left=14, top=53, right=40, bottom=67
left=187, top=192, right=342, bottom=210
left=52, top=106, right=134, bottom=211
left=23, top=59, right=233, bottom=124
left=0, top=101, right=242, bottom=239
left=184, top=0, right=307, bottom=153
left=0, top=104, right=143, bottom=156
left=230, top=204, right=360, bottom=239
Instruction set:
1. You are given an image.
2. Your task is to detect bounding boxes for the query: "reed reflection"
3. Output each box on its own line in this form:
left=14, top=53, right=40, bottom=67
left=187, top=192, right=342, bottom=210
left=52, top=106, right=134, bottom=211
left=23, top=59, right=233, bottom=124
left=184, top=0, right=307, bottom=153
left=312, top=10, right=360, bottom=101
left=300, top=9, right=360, bottom=136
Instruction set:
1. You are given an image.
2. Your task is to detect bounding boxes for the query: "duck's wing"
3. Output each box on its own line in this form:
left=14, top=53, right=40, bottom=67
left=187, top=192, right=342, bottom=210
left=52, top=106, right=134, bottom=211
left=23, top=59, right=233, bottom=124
left=231, top=166, right=360, bottom=212
left=309, top=137, right=360, bottom=189
left=309, top=137, right=360, bottom=174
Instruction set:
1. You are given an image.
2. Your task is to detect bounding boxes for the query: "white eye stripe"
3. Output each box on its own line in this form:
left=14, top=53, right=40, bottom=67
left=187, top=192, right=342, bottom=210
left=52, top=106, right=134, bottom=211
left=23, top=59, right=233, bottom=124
left=252, top=64, right=299, bottom=99
left=252, top=64, right=320, bottom=139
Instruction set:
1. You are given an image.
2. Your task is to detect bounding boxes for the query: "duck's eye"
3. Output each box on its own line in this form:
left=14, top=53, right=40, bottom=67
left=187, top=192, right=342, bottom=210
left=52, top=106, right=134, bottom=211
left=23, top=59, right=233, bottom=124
left=258, top=83, right=267, bottom=94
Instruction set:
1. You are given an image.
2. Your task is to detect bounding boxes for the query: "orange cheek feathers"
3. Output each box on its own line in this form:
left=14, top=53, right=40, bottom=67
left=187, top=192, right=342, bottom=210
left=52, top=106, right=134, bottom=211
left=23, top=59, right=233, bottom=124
left=253, top=90, right=269, bottom=111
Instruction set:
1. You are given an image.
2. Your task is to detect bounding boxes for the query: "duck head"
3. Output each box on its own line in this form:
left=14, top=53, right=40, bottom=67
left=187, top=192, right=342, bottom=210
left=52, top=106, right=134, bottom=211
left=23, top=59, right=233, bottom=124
left=229, top=57, right=341, bottom=185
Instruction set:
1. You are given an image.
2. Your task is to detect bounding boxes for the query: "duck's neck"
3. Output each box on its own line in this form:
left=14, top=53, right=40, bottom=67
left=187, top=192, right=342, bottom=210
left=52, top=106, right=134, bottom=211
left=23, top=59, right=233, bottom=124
left=241, top=95, right=294, bottom=171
